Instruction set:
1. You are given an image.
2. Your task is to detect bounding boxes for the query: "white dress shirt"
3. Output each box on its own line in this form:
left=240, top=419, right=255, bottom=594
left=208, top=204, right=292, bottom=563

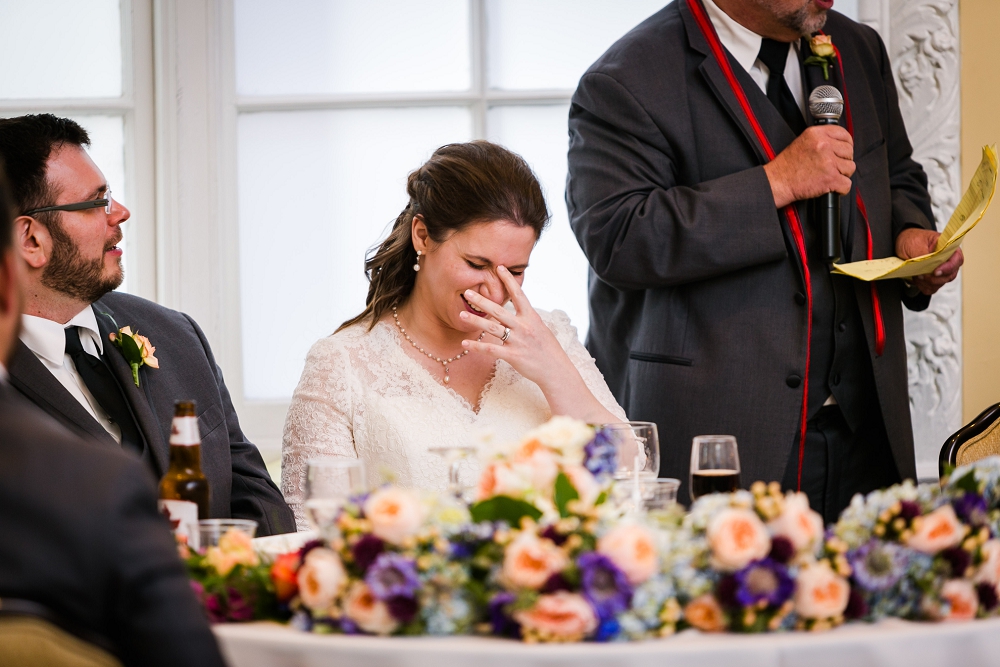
left=19, top=307, right=123, bottom=443
left=703, top=0, right=806, bottom=118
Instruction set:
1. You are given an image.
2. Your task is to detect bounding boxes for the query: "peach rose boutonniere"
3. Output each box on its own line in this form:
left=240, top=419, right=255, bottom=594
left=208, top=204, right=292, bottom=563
left=106, top=318, right=159, bottom=387
left=805, top=34, right=837, bottom=80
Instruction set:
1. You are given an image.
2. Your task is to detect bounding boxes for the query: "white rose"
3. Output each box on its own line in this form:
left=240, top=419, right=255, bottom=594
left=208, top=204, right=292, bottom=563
left=767, top=492, right=824, bottom=553
left=706, top=507, right=771, bottom=571
left=523, top=417, right=594, bottom=462
left=363, top=487, right=425, bottom=545
left=296, top=548, right=347, bottom=612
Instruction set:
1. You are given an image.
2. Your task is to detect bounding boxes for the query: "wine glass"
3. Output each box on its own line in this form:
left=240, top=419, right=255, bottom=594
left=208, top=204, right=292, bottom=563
left=427, top=445, right=478, bottom=499
left=305, top=458, right=367, bottom=539
left=689, top=435, right=741, bottom=501
left=600, top=421, right=660, bottom=482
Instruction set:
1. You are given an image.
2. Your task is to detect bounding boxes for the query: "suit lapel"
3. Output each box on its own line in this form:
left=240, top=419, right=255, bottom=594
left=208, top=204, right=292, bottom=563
left=92, top=302, right=168, bottom=476
left=7, top=340, right=119, bottom=448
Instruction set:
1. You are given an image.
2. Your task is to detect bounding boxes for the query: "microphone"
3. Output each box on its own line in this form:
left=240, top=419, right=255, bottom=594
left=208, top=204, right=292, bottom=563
left=808, top=85, right=845, bottom=264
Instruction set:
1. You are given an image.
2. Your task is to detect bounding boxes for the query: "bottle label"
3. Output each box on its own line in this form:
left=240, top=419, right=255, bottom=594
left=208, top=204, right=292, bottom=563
left=158, top=499, right=200, bottom=551
left=169, top=416, right=200, bottom=446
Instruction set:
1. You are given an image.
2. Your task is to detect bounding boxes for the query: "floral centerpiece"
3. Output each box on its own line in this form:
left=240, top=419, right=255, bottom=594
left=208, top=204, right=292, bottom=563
left=827, top=458, right=1000, bottom=622
left=184, top=529, right=279, bottom=623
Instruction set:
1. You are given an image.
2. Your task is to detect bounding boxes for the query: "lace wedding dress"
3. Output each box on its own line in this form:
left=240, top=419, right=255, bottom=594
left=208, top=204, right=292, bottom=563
left=281, top=309, right=626, bottom=529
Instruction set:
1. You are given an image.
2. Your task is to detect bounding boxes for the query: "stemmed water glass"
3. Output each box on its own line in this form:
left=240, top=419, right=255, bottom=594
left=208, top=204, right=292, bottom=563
left=305, top=457, right=367, bottom=539
left=600, top=421, right=660, bottom=512
left=428, top=445, right=478, bottom=499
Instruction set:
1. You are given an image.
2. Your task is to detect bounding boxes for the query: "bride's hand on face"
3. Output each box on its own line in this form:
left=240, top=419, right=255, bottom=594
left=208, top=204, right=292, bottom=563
left=458, top=266, right=581, bottom=394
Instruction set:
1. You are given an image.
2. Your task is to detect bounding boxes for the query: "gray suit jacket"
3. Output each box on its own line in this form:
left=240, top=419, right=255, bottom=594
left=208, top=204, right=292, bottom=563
left=567, top=4, right=934, bottom=493
left=8, top=291, right=295, bottom=535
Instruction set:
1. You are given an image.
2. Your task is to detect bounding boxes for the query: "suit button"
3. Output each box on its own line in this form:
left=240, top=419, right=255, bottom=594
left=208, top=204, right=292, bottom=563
left=831, top=374, right=841, bottom=386
left=794, top=292, right=806, bottom=306
left=838, top=321, right=847, bottom=332
left=786, top=374, right=802, bottom=388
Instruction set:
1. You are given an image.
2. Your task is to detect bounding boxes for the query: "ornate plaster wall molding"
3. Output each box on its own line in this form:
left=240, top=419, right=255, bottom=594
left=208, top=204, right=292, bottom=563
left=859, top=0, right=962, bottom=478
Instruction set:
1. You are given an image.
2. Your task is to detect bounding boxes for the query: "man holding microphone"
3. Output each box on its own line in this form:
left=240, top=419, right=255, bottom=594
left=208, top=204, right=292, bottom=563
left=567, top=0, right=962, bottom=520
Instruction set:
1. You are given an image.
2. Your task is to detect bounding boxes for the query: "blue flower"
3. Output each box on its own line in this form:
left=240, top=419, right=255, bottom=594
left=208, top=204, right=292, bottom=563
left=577, top=552, right=633, bottom=621
left=847, top=540, right=909, bottom=592
left=584, top=429, right=618, bottom=478
left=732, top=559, right=794, bottom=608
left=488, top=592, right=520, bottom=638
left=953, top=492, right=989, bottom=527
left=365, top=553, right=421, bottom=600
left=594, top=617, right=621, bottom=642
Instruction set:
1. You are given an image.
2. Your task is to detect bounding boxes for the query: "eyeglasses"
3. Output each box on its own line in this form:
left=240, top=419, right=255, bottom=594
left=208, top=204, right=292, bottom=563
left=24, top=188, right=113, bottom=216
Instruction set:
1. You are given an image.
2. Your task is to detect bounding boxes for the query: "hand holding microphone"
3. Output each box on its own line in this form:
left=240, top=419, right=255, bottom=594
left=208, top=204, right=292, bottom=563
left=808, top=86, right=845, bottom=263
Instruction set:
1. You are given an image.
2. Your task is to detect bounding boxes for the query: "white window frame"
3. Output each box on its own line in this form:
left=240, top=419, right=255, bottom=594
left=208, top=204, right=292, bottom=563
left=0, top=0, right=157, bottom=301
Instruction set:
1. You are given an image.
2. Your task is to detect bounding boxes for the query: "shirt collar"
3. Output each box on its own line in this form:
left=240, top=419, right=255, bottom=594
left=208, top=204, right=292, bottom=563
left=19, top=306, right=105, bottom=366
left=702, top=0, right=765, bottom=74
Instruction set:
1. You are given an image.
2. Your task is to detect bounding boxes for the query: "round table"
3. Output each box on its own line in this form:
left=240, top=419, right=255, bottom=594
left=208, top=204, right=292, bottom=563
left=214, top=616, right=1000, bottom=667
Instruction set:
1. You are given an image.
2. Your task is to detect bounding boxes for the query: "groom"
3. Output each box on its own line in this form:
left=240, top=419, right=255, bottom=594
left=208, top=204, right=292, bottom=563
left=0, top=114, right=294, bottom=536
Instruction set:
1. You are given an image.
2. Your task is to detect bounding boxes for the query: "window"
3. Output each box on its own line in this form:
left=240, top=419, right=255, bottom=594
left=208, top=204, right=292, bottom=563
left=234, top=0, right=667, bottom=406
left=0, top=0, right=155, bottom=298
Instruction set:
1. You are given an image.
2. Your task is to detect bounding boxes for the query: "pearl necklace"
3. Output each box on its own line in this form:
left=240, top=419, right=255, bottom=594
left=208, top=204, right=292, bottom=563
left=392, top=307, right=484, bottom=384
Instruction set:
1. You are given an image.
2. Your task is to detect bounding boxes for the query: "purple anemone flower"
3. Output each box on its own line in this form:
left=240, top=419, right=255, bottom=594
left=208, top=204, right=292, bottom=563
left=847, top=540, right=908, bottom=592
left=584, top=429, right=618, bottom=478
left=386, top=595, right=419, bottom=623
left=489, top=592, right=521, bottom=638
left=577, top=552, right=632, bottom=621
left=352, top=534, right=385, bottom=574
left=365, top=553, right=421, bottom=600
left=733, top=559, right=795, bottom=608
left=953, top=493, right=989, bottom=527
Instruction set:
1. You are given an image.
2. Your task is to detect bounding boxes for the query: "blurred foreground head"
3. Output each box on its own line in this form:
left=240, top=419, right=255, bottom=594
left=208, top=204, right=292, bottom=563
left=0, top=162, right=24, bottom=366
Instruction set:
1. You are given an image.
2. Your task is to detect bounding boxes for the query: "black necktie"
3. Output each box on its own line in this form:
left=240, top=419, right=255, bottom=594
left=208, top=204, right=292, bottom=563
left=64, top=326, right=144, bottom=455
left=757, top=38, right=807, bottom=135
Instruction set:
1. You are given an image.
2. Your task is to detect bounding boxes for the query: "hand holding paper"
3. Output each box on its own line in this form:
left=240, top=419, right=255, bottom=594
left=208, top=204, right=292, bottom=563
left=831, top=144, right=997, bottom=282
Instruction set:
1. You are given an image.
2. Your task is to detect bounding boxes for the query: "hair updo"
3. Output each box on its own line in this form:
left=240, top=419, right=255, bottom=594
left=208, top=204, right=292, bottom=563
left=338, top=141, right=549, bottom=332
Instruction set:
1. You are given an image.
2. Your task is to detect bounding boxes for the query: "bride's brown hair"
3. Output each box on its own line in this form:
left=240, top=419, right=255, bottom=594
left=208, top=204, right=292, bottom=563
left=338, top=141, right=549, bottom=332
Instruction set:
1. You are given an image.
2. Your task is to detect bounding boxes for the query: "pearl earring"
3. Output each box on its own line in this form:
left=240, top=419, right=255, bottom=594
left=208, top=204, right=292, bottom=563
left=413, top=250, right=421, bottom=272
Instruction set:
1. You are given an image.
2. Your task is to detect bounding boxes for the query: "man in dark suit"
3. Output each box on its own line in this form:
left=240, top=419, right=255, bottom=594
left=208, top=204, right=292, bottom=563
left=0, top=166, right=226, bottom=666
left=566, top=0, right=962, bottom=519
left=0, top=113, right=294, bottom=535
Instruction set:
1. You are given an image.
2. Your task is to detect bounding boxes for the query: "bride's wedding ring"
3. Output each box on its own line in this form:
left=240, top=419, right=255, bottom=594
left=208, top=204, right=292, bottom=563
left=501, top=327, right=512, bottom=344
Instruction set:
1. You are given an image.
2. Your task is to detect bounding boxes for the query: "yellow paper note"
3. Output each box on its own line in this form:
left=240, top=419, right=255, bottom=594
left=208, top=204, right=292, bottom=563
left=831, top=144, right=998, bottom=281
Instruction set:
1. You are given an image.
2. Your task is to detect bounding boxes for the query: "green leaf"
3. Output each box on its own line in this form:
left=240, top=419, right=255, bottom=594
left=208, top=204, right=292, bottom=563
left=953, top=469, right=980, bottom=494
left=594, top=491, right=608, bottom=507
left=469, top=495, right=542, bottom=526
left=119, top=331, right=144, bottom=364
left=554, top=472, right=580, bottom=518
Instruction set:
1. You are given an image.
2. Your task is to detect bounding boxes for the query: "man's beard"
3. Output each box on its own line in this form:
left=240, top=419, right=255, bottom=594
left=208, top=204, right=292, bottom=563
left=41, top=218, right=123, bottom=303
left=762, top=0, right=828, bottom=36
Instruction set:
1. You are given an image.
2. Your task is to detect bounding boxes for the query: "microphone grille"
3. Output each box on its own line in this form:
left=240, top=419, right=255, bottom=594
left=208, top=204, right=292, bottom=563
left=808, top=85, right=844, bottom=120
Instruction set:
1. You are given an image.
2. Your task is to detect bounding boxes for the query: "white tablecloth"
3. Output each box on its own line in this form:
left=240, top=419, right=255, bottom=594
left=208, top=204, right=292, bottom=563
left=214, top=616, right=1000, bottom=667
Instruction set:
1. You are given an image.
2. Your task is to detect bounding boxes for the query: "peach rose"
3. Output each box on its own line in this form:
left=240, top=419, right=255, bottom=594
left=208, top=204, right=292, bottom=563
left=683, top=594, right=726, bottom=632
left=597, top=523, right=658, bottom=585
left=906, top=505, right=965, bottom=555
left=768, top=492, right=824, bottom=553
left=503, top=531, right=568, bottom=590
left=205, top=529, right=259, bottom=576
left=975, top=539, right=1000, bottom=586
left=941, top=579, right=978, bottom=621
left=794, top=561, right=850, bottom=619
left=562, top=464, right=601, bottom=508
left=134, top=333, right=159, bottom=368
left=810, top=34, right=835, bottom=57
left=477, top=460, right=532, bottom=501
left=297, top=547, right=347, bottom=612
left=513, top=591, right=597, bottom=642
left=511, top=439, right=560, bottom=490
left=343, top=581, right=398, bottom=635
left=363, top=487, right=425, bottom=545
left=707, top=508, right=771, bottom=572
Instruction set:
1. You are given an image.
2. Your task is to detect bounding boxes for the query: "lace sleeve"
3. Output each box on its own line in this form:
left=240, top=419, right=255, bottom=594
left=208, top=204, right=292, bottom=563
left=544, top=309, right=628, bottom=421
left=281, top=336, right=358, bottom=530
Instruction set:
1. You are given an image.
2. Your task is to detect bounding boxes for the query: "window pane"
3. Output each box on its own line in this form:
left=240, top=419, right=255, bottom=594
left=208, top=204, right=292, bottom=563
left=238, top=107, right=473, bottom=400
left=0, top=0, right=122, bottom=99
left=487, top=104, right=589, bottom=342
left=67, top=115, right=131, bottom=294
left=486, top=0, right=663, bottom=90
left=235, top=0, right=470, bottom=96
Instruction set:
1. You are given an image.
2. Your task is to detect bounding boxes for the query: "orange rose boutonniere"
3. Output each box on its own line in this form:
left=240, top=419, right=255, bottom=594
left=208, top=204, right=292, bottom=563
left=107, top=319, right=159, bottom=387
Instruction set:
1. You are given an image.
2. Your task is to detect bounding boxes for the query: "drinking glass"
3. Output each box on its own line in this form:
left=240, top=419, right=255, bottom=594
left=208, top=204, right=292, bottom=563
left=198, top=519, right=258, bottom=551
left=427, top=445, right=478, bottom=498
left=689, top=435, right=741, bottom=501
left=642, top=478, right=681, bottom=511
left=600, top=421, right=660, bottom=482
left=305, top=458, right=367, bottom=538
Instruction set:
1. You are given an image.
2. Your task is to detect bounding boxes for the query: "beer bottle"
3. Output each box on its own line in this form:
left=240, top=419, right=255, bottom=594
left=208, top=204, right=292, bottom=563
left=158, top=400, right=210, bottom=550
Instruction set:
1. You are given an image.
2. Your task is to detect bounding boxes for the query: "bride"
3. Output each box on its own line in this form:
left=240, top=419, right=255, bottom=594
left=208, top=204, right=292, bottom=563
left=281, top=141, right=626, bottom=528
